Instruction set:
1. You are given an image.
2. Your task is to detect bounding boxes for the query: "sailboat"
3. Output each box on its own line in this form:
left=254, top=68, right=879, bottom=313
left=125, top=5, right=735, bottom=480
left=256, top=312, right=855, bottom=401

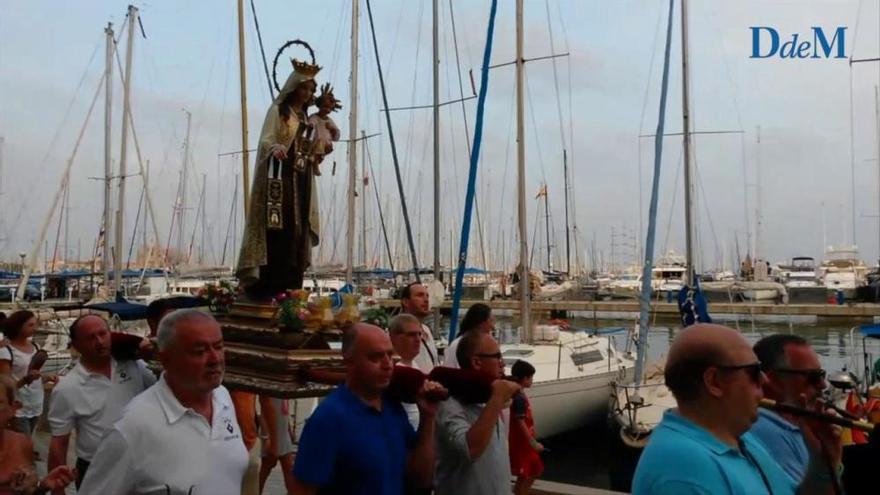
left=443, top=0, right=635, bottom=439
left=610, top=0, right=688, bottom=451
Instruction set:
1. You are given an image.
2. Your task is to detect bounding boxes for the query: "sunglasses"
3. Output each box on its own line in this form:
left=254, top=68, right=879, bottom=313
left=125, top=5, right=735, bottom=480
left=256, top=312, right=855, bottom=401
left=475, top=352, right=503, bottom=360
left=716, top=362, right=763, bottom=384
left=770, top=367, right=826, bottom=385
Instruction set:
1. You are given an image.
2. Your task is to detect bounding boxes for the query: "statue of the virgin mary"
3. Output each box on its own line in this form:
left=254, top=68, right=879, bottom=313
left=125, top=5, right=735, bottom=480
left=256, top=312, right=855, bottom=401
left=236, top=57, right=323, bottom=300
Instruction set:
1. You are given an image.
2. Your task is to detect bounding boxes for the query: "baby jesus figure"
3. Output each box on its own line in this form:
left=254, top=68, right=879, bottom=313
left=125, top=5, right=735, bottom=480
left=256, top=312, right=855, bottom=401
left=307, top=83, right=342, bottom=176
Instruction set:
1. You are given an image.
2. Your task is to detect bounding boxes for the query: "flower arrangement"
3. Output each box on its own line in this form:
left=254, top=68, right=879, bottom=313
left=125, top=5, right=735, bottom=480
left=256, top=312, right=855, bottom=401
left=334, top=293, right=361, bottom=328
left=273, top=289, right=311, bottom=332
left=198, top=280, right=237, bottom=313
left=361, top=298, right=389, bottom=329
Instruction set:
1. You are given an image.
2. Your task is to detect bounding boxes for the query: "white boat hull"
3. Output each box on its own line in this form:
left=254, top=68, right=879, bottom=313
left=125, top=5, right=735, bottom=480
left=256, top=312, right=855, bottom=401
left=502, top=331, right=635, bottom=438
left=531, top=366, right=634, bottom=438
left=742, top=288, right=779, bottom=301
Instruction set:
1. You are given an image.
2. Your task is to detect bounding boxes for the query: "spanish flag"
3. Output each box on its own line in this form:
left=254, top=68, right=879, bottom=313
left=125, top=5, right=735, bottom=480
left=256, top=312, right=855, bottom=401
left=535, top=185, right=548, bottom=199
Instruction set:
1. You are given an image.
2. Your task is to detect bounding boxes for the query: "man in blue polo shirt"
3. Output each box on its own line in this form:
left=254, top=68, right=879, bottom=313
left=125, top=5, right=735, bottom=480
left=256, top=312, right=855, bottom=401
left=632, top=324, right=842, bottom=495
left=750, top=334, right=826, bottom=483
left=291, top=323, right=445, bottom=495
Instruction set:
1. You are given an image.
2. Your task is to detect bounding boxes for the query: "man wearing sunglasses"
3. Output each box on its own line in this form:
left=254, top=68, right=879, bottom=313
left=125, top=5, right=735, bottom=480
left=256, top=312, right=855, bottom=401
left=633, top=324, right=842, bottom=495
left=750, top=334, right=829, bottom=484
left=434, top=331, right=520, bottom=495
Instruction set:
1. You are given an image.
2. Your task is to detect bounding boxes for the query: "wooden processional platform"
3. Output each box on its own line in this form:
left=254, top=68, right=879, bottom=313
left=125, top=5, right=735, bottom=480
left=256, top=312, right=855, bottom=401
left=218, top=302, right=345, bottom=398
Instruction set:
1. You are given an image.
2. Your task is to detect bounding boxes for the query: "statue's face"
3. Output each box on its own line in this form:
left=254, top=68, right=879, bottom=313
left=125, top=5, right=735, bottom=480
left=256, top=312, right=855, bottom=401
left=318, top=96, right=334, bottom=113
left=292, top=80, right=317, bottom=106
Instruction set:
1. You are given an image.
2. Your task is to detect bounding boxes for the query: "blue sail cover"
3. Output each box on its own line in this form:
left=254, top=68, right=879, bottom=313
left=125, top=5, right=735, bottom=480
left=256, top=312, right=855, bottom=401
left=859, top=324, right=880, bottom=339
left=677, top=277, right=712, bottom=327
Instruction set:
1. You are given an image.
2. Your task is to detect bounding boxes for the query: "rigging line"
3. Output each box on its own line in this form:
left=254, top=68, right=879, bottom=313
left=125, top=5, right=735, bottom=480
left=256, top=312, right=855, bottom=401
left=249, top=0, right=275, bottom=99
left=448, top=0, right=499, bottom=340
left=185, top=179, right=206, bottom=264
left=544, top=0, right=567, bottom=152
left=50, top=181, right=68, bottom=272
left=440, top=10, right=466, bottom=237
left=557, top=2, right=580, bottom=272
left=635, top=0, right=677, bottom=387
left=400, top=0, right=427, bottom=185
left=495, top=83, right=518, bottom=253
left=112, top=35, right=163, bottom=258
left=449, top=0, right=488, bottom=271
left=529, top=200, right=540, bottom=267
left=637, top=2, right=668, bottom=135
left=739, top=133, right=751, bottom=256
left=524, top=70, right=549, bottom=183
left=705, top=5, right=745, bottom=132
left=186, top=8, right=230, bottom=150
left=219, top=171, right=238, bottom=265
left=850, top=0, right=865, bottom=61
left=384, top=0, right=410, bottom=83
left=365, top=136, right=395, bottom=271
left=661, top=144, right=685, bottom=257
left=326, top=0, right=348, bottom=83
left=7, top=35, right=102, bottom=239
left=18, top=69, right=106, bottom=292
left=694, top=156, right=720, bottom=271
left=126, top=183, right=145, bottom=269
left=213, top=18, right=236, bottom=261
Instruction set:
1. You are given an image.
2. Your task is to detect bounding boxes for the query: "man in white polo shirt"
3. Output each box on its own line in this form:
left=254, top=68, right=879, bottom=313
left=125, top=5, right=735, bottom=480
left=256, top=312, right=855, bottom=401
left=400, top=283, right=438, bottom=372
left=47, top=315, right=156, bottom=491
left=78, top=309, right=248, bottom=494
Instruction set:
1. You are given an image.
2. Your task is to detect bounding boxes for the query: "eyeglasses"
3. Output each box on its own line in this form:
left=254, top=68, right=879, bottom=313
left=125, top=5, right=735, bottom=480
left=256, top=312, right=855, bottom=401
left=716, top=362, right=763, bottom=384
left=770, top=367, right=826, bottom=385
left=475, top=352, right=503, bottom=360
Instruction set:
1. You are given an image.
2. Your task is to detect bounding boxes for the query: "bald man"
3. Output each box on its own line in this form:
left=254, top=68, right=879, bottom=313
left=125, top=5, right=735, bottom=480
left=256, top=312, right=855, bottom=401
left=632, top=324, right=842, bottom=495
left=48, top=315, right=156, bottom=491
left=291, top=324, right=445, bottom=495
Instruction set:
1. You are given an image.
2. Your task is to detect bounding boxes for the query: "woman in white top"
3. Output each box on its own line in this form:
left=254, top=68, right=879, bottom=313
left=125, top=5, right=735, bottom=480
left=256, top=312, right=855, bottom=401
left=0, top=310, right=45, bottom=436
left=444, top=303, right=495, bottom=368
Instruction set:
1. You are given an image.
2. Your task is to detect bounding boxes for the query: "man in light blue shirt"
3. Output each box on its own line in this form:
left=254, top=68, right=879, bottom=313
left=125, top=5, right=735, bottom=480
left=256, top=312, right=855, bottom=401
left=632, top=324, right=841, bottom=495
left=750, top=334, right=825, bottom=483
left=751, top=408, right=810, bottom=482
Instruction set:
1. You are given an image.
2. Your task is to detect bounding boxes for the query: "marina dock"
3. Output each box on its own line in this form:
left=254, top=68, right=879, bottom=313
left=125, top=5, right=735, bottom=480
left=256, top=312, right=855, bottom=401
left=379, top=299, right=880, bottom=319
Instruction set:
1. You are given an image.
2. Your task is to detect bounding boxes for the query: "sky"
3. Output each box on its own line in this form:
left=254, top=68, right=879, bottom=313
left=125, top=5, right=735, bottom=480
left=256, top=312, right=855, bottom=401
left=1, top=0, right=879, bottom=274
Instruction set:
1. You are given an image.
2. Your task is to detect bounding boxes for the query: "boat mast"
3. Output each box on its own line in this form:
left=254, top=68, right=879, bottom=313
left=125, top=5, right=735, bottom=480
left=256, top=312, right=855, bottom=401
left=237, top=0, right=250, bottom=218
left=143, top=160, right=149, bottom=258
left=346, top=0, right=359, bottom=286
left=516, top=0, right=531, bottom=340
left=680, top=0, right=695, bottom=286
left=177, top=110, right=192, bottom=267
left=0, top=136, right=5, bottom=249
left=563, top=150, right=571, bottom=274
left=116, top=5, right=137, bottom=293
left=432, top=0, right=441, bottom=332
left=544, top=184, right=552, bottom=271
left=103, top=23, right=114, bottom=286
left=875, top=85, right=880, bottom=266
left=361, top=130, right=368, bottom=267
left=754, top=125, right=762, bottom=262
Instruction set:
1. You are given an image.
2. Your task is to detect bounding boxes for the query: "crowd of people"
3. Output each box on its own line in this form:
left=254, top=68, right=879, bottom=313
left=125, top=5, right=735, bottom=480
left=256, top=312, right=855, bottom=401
left=0, top=283, right=858, bottom=495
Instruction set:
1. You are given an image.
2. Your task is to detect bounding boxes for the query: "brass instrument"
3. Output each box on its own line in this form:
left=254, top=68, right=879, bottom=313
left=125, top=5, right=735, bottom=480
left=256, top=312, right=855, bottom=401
left=759, top=398, right=874, bottom=433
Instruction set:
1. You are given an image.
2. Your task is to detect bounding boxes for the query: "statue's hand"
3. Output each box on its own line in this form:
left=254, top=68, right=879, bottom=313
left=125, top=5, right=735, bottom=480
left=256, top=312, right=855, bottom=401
left=270, top=144, right=287, bottom=160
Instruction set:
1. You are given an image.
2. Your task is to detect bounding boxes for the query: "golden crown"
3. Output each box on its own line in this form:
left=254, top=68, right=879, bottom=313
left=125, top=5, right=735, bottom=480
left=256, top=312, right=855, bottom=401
left=291, top=58, right=321, bottom=78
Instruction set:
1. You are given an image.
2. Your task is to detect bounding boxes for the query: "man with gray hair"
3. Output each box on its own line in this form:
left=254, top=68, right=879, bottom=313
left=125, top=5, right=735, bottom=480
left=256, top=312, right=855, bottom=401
left=79, top=309, right=249, bottom=494
left=390, top=313, right=426, bottom=428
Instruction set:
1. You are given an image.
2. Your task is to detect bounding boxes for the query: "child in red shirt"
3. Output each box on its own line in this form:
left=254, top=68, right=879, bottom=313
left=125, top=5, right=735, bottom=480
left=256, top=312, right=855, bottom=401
left=508, top=360, right=544, bottom=495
